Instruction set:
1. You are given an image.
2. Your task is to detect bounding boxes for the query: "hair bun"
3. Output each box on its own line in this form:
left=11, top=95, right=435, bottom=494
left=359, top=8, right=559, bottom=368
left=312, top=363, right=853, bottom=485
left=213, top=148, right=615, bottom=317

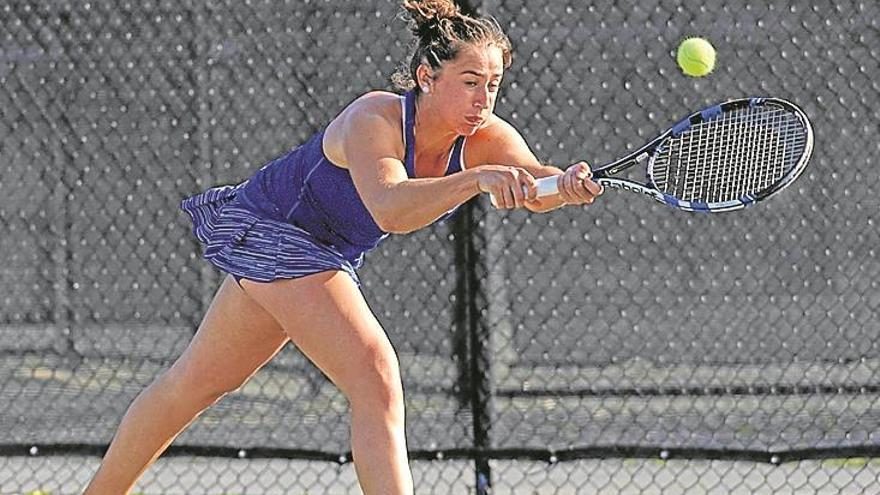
left=402, top=0, right=460, bottom=36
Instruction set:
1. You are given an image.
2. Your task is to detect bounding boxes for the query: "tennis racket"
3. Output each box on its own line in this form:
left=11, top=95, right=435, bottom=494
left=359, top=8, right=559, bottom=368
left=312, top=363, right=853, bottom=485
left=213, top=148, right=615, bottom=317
left=529, top=97, right=814, bottom=212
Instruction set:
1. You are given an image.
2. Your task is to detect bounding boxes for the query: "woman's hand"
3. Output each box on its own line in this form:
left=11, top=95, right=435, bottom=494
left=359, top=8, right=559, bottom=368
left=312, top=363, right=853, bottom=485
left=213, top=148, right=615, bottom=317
left=475, top=165, right=538, bottom=209
left=557, top=161, right=603, bottom=205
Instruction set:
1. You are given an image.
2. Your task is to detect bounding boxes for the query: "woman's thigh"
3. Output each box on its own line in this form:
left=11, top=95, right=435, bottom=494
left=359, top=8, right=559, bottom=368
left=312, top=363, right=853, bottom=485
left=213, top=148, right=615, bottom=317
left=241, top=270, right=400, bottom=400
left=166, top=275, right=290, bottom=397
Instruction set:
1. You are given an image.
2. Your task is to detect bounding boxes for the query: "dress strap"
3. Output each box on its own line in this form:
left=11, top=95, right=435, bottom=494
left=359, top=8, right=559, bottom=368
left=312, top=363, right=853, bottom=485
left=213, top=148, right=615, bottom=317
left=446, top=136, right=466, bottom=175
left=402, top=90, right=417, bottom=178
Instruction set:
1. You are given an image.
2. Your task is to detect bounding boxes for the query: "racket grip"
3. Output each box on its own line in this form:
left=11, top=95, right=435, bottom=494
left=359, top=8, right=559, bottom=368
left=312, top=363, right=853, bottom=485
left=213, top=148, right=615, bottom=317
left=535, top=176, right=560, bottom=197
left=488, top=176, right=560, bottom=207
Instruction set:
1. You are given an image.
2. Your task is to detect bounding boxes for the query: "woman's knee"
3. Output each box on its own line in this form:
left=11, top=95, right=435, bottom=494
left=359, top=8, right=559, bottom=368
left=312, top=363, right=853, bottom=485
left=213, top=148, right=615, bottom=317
left=162, top=358, right=242, bottom=405
left=343, top=345, right=405, bottom=415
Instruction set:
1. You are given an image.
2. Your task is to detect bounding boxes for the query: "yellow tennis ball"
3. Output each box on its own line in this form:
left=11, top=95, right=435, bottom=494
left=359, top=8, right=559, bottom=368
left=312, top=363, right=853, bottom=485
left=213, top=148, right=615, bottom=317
left=677, top=37, right=716, bottom=77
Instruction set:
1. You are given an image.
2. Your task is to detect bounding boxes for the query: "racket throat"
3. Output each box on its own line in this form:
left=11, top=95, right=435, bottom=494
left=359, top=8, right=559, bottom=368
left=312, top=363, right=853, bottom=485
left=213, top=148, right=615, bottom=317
left=596, top=178, right=667, bottom=203
left=597, top=153, right=650, bottom=178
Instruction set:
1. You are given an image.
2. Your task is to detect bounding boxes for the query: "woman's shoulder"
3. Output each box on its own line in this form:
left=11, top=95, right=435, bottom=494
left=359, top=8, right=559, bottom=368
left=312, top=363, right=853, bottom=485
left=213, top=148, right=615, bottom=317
left=465, top=113, right=525, bottom=163
left=324, top=91, right=406, bottom=166
left=328, top=90, right=404, bottom=134
left=340, top=90, right=404, bottom=122
left=474, top=113, right=518, bottom=137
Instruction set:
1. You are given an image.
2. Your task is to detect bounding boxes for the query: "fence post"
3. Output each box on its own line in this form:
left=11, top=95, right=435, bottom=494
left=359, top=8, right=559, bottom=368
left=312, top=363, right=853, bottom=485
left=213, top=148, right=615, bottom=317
left=51, top=113, right=73, bottom=353
left=454, top=193, right=509, bottom=495
left=450, top=3, right=509, bottom=493
left=191, top=3, right=219, bottom=313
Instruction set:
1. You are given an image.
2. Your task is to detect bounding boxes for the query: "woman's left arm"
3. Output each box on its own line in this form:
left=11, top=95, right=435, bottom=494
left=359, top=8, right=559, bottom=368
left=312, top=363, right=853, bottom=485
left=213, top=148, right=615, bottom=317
left=468, top=116, right=602, bottom=213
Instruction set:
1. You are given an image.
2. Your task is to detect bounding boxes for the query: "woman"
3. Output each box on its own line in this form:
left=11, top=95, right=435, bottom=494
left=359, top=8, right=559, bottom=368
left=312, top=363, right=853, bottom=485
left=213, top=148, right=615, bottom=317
left=83, top=1, right=602, bottom=493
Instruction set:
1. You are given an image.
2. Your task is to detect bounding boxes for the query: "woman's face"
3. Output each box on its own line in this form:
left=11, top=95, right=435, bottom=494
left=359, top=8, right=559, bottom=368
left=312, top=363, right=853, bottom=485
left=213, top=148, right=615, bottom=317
left=423, top=43, right=505, bottom=136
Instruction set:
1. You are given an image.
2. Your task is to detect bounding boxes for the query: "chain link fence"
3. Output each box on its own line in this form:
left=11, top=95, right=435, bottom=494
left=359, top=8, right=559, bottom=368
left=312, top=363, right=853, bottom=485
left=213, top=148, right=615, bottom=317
left=2, top=0, right=879, bottom=493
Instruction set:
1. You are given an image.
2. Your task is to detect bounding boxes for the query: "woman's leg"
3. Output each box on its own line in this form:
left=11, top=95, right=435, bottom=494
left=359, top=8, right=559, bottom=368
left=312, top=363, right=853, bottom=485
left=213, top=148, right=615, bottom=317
left=83, top=276, right=290, bottom=494
left=242, top=271, right=413, bottom=495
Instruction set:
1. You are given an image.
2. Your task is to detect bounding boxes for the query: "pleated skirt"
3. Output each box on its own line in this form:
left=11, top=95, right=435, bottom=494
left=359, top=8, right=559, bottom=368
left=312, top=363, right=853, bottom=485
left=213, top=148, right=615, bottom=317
left=179, top=184, right=359, bottom=285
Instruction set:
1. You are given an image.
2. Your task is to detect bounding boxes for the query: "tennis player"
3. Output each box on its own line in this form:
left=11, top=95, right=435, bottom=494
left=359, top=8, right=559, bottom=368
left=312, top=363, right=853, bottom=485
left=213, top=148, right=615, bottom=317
left=83, top=1, right=601, bottom=493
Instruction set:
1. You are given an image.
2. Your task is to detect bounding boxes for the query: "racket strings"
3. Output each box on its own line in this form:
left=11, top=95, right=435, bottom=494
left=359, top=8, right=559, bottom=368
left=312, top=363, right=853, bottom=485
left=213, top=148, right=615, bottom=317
left=651, top=105, right=808, bottom=203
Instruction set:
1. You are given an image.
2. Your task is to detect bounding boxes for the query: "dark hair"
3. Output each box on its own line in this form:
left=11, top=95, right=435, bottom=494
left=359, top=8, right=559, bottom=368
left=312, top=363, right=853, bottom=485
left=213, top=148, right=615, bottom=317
left=393, top=0, right=513, bottom=91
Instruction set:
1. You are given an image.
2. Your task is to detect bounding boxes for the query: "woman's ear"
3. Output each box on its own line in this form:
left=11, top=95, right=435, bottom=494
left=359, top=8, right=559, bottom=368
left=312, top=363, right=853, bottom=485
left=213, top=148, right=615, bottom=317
left=416, top=63, right=434, bottom=93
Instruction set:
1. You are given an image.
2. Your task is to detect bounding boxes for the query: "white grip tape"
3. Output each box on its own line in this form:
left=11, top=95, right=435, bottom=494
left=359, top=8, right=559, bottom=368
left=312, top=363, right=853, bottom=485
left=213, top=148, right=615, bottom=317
left=535, top=176, right=560, bottom=197
left=488, top=176, right=560, bottom=207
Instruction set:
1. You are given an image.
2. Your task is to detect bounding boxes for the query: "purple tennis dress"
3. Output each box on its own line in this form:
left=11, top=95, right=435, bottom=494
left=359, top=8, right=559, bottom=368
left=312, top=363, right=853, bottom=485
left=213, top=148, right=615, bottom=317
left=180, top=90, right=466, bottom=285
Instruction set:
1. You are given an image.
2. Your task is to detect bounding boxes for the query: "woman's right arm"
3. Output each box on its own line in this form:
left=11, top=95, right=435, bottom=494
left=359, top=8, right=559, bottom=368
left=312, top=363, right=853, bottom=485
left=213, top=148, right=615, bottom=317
left=341, top=103, right=534, bottom=234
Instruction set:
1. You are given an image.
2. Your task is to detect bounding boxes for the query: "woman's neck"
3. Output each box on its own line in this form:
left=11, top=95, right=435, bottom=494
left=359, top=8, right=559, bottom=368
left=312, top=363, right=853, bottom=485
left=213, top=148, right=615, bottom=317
left=413, top=93, right=459, bottom=160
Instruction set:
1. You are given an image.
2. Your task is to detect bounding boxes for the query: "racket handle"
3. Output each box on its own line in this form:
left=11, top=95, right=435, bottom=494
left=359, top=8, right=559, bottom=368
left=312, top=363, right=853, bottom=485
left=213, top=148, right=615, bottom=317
left=488, top=176, right=560, bottom=207
left=535, top=176, right=560, bottom=197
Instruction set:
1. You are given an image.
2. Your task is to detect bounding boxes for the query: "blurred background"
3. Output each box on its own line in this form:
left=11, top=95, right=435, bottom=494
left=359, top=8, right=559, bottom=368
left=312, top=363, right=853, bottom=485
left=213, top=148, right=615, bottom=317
left=1, top=0, right=878, bottom=493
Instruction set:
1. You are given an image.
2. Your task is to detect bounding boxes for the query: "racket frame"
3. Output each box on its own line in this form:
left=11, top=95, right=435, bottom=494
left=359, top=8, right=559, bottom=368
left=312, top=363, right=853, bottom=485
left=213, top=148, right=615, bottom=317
left=535, top=97, right=814, bottom=212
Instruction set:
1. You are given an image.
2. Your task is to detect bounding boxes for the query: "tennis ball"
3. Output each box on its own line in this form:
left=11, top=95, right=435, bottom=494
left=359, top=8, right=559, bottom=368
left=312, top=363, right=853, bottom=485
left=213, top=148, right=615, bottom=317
left=677, top=37, right=716, bottom=77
